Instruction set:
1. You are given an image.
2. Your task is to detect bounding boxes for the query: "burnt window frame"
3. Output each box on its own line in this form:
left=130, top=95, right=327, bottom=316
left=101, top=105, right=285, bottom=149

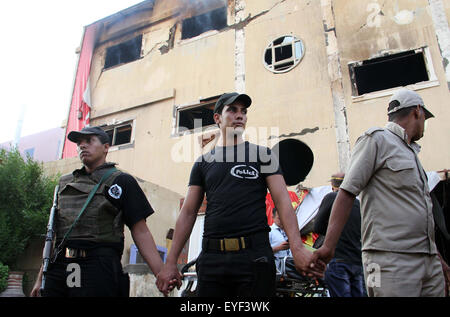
left=100, top=120, right=135, bottom=150
left=263, top=35, right=305, bottom=74
left=174, top=96, right=220, bottom=136
left=104, top=35, right=143, bottom=70
left=349, top=47, right=439, bottom=99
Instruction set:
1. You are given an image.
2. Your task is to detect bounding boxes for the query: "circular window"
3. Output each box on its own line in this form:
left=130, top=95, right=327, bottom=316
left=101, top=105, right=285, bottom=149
left=263, top=35, right=305, bottom=73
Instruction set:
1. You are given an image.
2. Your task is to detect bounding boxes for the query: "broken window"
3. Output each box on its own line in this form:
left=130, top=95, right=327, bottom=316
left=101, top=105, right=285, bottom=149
left=349, top=48, right=430, bottom=96
left=104, top=35, right=142, bottom=69
left=181, top=6, right=227, bottom=40
left=103, top=122, right=133, bottom=146
left=176, top=97, right=219, bottom=132
left=264, top=35, right=305, bottom=73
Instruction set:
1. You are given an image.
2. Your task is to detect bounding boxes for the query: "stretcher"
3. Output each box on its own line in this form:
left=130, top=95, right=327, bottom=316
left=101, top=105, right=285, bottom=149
left=274, top=256, right=330, bottom=297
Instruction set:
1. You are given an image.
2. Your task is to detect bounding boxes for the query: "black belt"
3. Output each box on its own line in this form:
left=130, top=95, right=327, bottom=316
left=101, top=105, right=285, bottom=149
left=202, top=231, right=268, bottom=252
left=63, top=247, right=118, bottom=259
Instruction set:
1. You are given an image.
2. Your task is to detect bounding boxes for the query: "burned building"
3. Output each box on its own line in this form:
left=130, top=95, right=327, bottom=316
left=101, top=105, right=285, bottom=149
left=43, top=0, right=450, bottom=295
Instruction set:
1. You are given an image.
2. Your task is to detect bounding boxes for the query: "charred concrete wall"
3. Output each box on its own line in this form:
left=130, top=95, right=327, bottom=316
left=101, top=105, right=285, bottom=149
left=332, top=0, right=450, bottom=173
left=43, top=1, right=450, bottom=296
left=83, top=0, right=450, bottom=203
left=88, top=0, right=341, bottom=195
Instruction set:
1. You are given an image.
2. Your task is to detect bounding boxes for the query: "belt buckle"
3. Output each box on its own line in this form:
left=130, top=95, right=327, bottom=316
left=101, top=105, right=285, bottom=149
left=223, top=238, right=240, bottom=251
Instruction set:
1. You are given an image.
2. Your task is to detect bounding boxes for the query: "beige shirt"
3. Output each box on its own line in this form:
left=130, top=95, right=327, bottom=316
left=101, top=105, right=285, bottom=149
left=341, top=122, right=436, bottom=254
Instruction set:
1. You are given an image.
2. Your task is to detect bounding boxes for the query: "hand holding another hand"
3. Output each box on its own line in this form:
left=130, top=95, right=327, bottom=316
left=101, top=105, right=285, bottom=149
left=156, top=263, right=183, bottom=297
left=292, top=246, right=327, bottom=279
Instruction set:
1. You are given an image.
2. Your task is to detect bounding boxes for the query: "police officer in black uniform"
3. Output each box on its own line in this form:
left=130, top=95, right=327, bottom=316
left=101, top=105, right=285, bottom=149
left=31, top=126, right=163, bottom=297
left=156, top=93, right=324, bottom=296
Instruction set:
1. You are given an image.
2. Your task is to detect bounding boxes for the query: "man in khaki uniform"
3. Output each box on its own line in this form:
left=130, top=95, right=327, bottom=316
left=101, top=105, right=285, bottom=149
left=312, top=88, right=446, bottom=296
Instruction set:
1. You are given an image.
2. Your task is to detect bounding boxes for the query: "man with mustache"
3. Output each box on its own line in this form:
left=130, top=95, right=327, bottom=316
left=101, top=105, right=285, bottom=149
left=31, top=126, right=163, bottom=297
left=157, top=92, right=324, bottom=297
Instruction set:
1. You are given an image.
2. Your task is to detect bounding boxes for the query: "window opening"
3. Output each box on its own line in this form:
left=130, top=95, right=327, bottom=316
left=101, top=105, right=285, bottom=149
left=176, top=96, right=221, bottom=133
left=104, top=122, right=133, bottom=146
left=264, top=35, right=305, bottom=73
left=178, top=104, right=215, bottom=131
left=181, top=6, right=227, bottom=40
left=349, top=49, right=430, bottom=96
left=104, top=35, right=142, bottom=69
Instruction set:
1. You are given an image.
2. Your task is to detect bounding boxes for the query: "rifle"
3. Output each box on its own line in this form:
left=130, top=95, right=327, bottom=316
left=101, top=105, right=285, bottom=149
left=40, top=185, right=59, bottom=296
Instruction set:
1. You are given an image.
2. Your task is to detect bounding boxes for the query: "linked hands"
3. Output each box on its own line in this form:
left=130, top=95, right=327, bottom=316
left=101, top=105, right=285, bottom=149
left=293, top=244, right=335, bottom=278
left=156, top=262, right=183, bottom=296
left=291, top=246, right=324, bottom=278
left=312, top=244, right=335, bottom=265
left=155, top=245, right=335, bottom=295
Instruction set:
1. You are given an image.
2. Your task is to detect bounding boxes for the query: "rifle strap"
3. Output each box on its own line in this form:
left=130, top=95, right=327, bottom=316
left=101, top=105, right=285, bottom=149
left=52, top=167, right=117, bottom=261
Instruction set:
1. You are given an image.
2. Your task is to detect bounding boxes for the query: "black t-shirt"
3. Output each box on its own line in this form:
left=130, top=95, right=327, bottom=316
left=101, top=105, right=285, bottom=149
left=314, top=191, right=362, bottom=265
left=66, top=172, right=154, bottom=255
left=189, top=141, right=282, bottom=238
left=104, top=173, right=154, bottom=227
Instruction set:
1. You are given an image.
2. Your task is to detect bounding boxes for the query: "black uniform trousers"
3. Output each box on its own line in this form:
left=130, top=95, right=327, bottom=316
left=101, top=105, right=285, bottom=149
left=42, top=247, right=129, bottom=297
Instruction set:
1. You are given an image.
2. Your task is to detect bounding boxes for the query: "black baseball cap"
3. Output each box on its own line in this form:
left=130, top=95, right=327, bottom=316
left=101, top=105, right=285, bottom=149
left=67, top=126, right=110, bottom=144
left=214, top=92, right=252, bottom=114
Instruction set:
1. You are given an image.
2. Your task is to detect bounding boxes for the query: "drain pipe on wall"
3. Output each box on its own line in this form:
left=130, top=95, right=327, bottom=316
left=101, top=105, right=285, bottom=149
left=234, top=0, right=246, bottom=93
left=320, top=0, right=351, bottom=173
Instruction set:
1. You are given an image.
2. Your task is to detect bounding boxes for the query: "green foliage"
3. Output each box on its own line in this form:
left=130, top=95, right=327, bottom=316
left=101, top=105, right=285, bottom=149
left=0, top=262, right=8, bottom=293
left=0, top=148, right=58, bottom=268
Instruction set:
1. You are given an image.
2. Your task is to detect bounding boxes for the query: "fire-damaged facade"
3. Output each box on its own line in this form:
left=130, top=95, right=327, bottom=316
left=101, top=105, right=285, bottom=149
left=40, top=0, right=450, bottom=296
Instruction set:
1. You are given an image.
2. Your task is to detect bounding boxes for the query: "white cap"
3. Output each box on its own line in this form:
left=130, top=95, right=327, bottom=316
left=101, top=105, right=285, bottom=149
left=388, top=89, right=434, bottom=119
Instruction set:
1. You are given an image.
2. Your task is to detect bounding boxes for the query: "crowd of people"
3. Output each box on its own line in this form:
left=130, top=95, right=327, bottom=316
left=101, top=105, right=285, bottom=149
left=30, top=89, right=449, bottom=297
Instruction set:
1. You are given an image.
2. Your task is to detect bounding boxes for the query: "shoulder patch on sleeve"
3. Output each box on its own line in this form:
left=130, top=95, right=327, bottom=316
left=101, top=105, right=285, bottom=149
left=108, top=184, right=123, bottom=199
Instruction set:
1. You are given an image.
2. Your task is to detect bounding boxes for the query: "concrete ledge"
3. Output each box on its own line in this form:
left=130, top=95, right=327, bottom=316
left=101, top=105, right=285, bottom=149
left=91, top=88, right=175, bottom=119
left=124, top=263, right=152, bottom=275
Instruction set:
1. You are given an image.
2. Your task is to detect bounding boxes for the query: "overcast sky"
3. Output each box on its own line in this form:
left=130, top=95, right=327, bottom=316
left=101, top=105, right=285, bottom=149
left=0, top=0, right=143, bottom=143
